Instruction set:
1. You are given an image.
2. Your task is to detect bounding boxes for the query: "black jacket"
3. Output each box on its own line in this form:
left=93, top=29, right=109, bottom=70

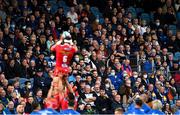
left=33, top=75, right=52, bottom=97
left=111, top=100, right=124, bottom=112
left=25, top=102, right=33, bottom=114
left=95, top=96, right=112, bottom=114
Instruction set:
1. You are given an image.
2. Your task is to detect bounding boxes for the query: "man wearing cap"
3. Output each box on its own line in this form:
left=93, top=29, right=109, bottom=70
left=46, top=31, right=77, bottom=110
left=34, top=68, right=51, bottom=97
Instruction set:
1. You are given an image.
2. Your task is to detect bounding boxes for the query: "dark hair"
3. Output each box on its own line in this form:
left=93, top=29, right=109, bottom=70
left=25, top=81, right=31, bottom=85
left=32, top=102, right=40, bottom=110
left=80, top=80, right=86, bottom=84
left=138, top=84, right=144, bottom=89
left=7, top=83, right=13, bottom=87
left=12, top=80, right=19, bottom=85
left=135, top=98, right=143, bottom=107
left=68, top=93, right=75, bottom=107
left=68, top=93, right=75, bottom=101
left=35, top=88, right=42, bottom=94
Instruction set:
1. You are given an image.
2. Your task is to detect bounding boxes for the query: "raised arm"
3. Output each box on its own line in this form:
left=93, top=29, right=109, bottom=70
left=64, top=76, right=73, bottom=94
left=50, top=40, right=62, bottom=51
left=47, top=82, right=53, bottom=98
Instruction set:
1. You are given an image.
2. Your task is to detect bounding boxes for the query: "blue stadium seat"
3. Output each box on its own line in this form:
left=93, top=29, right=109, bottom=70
left=136, top=8, right=144, bottom=15
left=91, top=7, right=100, bottom=15
left=64, top=7, right=70, bottom=15
left=99, top=18, right=104, bottom=24
left=168, top=25, right=177, bottom=35
left=176, top=12, right=180, bottom=28
left=177, top=12, right=180, bottom=21
left=19, top=78, right=34, bottom=89
left=91, top=7, right=99, bottom=14
left=128, top=7, right=136, bottom=12
left=51, top=4, right=58, bottom=14
left=58, top=0, right=66, bottom=7
left=174, top=52, right=180, bottom=60
left=98, top=12, right=103, bottom=18
left=49, top=0, right=56, bottom=5
left=90, top=7, right=103, bottom=19
left=76, top=23, right=81, bottom=29
left=140, top=13, right=150, bottom=23
left=128, top=7, right=137, bottom=18
left=150, top=12, right=154, bottom=21
left=94, top=12, right=103, bottom=18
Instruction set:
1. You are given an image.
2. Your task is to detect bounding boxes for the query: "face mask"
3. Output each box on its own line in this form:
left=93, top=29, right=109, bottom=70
left=47, top=8, right=51, bottom=11
left=122, top=32, right=126, bottom=35
left=11, top=24, right=15, bottom=28
left=95, top=19, right=99, bottom=23
left=126, top=83, right=131, bottom=87
left=75, top=57, right=79, bottom=62
left=105, top=84, right=110, bottom=88
left=50, top=55, right=55, bottom=60
left=134, top=75, right=138, bottom=78
left=143, top=74, right=148, bottom=79
left=111, top=72, right=115, bottom=76
left=123, top=73, right=128, bottom=77
left=84, top=58, right=89, bottom=62
left=27, top=85, right=31, bottom=89
left=156, top=22, right=160, bottom=26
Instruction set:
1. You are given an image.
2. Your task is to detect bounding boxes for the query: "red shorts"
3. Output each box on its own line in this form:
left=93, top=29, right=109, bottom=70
left=53, top=66, right=70, bottom=76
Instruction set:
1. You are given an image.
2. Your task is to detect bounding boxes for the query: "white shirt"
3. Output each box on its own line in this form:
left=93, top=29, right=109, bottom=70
left=140, top=26, right=147, bottom=35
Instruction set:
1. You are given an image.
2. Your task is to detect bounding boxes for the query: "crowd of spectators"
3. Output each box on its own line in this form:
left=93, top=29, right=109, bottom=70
left=0, top=0, right=180, bottom=114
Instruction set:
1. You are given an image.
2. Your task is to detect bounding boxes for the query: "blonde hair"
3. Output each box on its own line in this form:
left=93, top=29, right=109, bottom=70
left=152, top=100, right=162, bottom=110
